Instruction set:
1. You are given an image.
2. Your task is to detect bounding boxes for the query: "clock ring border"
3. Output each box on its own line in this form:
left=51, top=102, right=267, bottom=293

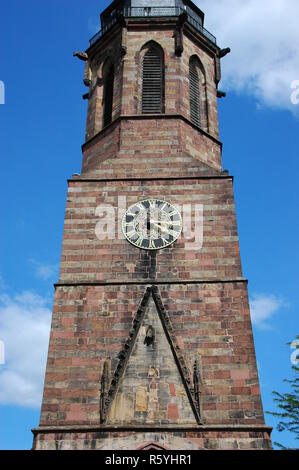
left=121, top=198, right=183, bottom=251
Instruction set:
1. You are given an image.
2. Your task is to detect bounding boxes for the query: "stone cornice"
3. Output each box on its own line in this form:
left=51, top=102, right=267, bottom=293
left=32, top=424, right=272, bottom=436
left=86, top=16, right=219, bottom=58
left=54, top=279, right=248, bottom=289
left=68, top=175, right=233, bottom=184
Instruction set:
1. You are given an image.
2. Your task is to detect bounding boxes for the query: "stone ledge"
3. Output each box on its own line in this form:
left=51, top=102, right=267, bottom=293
left=54, top=278, right=248, bottom=288
left=32, top=424, right=272, bottom=436
left=68, top=174, right=233, bottom=183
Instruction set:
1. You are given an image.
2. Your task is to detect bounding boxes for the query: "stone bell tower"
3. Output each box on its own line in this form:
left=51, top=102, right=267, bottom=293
left=33, top=0, right=272, bottom=450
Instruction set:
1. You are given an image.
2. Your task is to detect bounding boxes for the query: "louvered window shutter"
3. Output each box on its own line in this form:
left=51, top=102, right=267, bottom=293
left=142, top=48, right=164, bottom=114
left=189, top=61, right=201, bottom=128
left=103, top=65, right=114, bottom=127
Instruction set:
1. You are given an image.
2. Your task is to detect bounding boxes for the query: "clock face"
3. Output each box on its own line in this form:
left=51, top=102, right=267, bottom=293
left=122, top=199, right=182, bottom=250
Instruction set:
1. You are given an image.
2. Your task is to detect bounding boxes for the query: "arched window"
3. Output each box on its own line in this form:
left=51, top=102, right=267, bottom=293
left=102, top=62, right=114, bottom=127
left=189, top=56, right=208, bottom=130
left=142, top=44, right=164, bottom=114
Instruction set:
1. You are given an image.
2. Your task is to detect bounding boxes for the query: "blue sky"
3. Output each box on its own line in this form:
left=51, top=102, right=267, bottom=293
left=0, top=0, right=298, bottom=450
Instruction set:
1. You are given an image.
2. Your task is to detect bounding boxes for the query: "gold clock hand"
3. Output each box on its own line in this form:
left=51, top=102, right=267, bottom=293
left=151, top=223, right=180, bottom=239
left=151, top=222, right=171, bottom=233
left=150, top=220, right=180, bottom=226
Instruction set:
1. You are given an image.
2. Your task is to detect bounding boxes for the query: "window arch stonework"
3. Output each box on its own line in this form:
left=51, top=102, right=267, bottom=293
left=102, top=61, right=115, bottom=127
left=189, top=55, right=209, bottom=132
left=136, top=41, right=165, bottom=115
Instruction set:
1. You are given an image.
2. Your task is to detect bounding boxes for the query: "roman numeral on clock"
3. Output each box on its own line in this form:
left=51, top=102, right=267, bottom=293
left=122, top=199, right=182, bottom=251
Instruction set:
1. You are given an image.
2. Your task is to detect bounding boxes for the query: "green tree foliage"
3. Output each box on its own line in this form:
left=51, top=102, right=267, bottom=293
left=268, top=336, right=299, bottom=449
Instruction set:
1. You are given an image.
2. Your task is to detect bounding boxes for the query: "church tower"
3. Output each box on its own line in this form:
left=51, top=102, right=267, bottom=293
left=33, top=0, right=272, bottom=450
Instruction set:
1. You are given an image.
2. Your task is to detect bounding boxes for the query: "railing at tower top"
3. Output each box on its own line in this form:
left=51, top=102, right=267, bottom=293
left=89, top=6, right=217, bottom=47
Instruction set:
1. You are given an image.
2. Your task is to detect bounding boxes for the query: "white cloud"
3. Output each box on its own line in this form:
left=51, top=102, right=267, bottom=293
left=250, top=293, right=286, bottom=329
left=29, top=259, right=59, bottom=281
left=0, top=290, right=51, bottom=408
left=198, top=0, right=299, bottom=113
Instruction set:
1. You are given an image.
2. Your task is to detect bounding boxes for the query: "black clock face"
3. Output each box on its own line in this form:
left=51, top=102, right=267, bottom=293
left=122, top=199, right=182, bottom=250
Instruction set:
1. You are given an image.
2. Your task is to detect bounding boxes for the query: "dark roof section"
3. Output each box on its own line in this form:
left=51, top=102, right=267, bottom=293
left=100, top=0, right=205, bottom=29
left=89, top=0, right=216, bottom=48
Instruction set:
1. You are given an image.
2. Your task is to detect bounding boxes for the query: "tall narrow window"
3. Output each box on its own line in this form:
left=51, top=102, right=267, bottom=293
left=103, top=63, right=114, bottom=127
left=142, top=45, right=164, bottom=114
left=189, top=58, right=202, bottom=128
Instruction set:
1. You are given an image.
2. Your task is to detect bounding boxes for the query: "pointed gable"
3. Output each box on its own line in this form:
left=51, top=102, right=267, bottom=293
left=104, top=286, right=200, bottom=425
